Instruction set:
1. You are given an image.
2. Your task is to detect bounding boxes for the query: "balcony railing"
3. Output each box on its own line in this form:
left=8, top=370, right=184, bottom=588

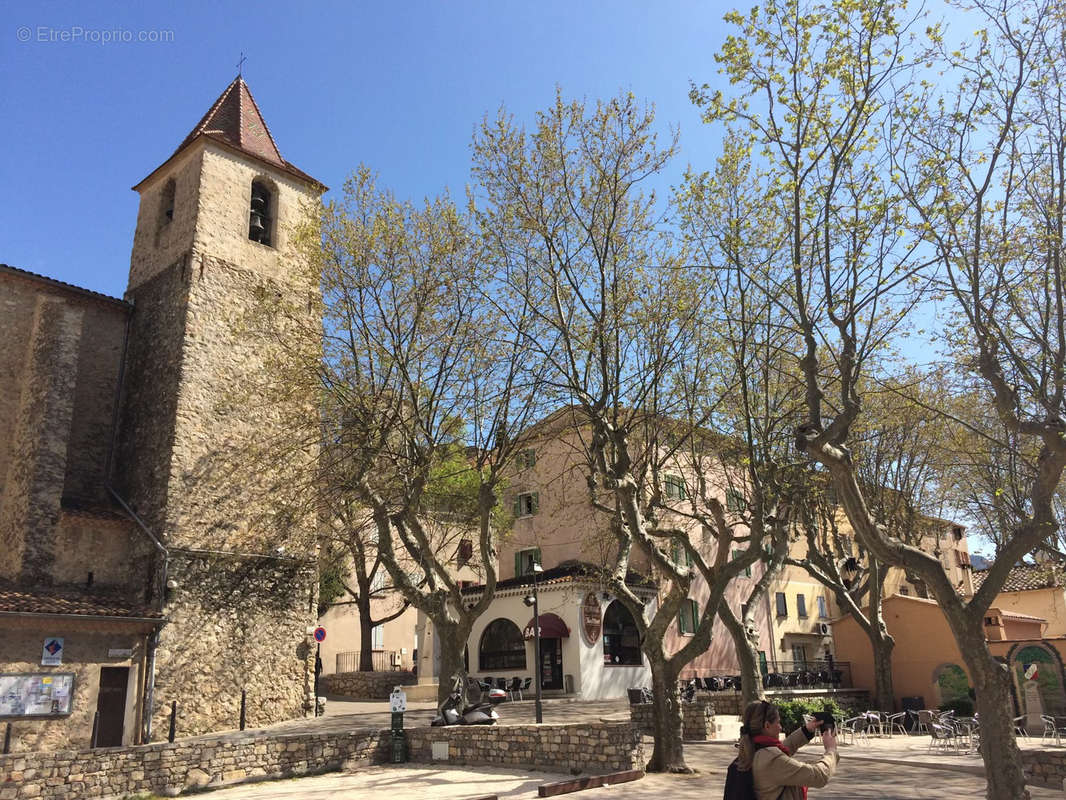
left=335, top=650, right=404, bottom=673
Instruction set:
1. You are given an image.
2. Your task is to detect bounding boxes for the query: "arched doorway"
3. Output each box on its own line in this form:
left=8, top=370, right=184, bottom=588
left=602, top=600, right=642, bottom=666
left=933, top=663, right=972, bottom=710
left=1012, top=644, right=1066, bottom=717
left=478, top=618, right=527, bottom=671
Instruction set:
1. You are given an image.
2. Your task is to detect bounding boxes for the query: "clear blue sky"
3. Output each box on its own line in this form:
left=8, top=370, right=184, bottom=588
left=2, top=1, right=736, bottom=299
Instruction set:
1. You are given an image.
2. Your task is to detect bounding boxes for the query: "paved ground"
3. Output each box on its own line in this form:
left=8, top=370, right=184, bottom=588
left=183, top=738, right=1065, bottom=799
left=182, top=696, right=1065, bottom=797
left=263, top=695, right=631, bottom=735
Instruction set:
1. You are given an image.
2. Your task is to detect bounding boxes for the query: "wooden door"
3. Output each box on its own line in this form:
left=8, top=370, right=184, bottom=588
left=95, top=667, right=129, bottom=747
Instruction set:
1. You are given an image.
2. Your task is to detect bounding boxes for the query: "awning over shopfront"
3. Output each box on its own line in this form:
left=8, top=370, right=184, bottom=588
left=523, top=612, right=570, bottom=640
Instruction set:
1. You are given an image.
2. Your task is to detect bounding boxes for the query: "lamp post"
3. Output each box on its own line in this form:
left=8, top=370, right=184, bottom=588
left=523, top=561, right=544, bottom=724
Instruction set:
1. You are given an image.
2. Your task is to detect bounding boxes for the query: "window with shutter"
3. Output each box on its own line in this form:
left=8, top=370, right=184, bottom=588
left=725, top=489, right=745, bottom=512
left=775, top=592, right=788, bottom=617
left=514, top=492, right=539, bottom=517
left=678, top=598, right=699, bottom=635
left=732, top=549, right=751, bottom=577
left=797, top=594, right=807, bottom=618
left=457, top=538, right=473, bottom=565
left=515, top=548, right=541, bottom=576
left=664, top=475, right=687, bottom=500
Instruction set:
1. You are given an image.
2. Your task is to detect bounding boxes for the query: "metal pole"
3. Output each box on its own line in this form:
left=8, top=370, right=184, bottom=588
left=3, top=722, right=11, bottom=754
left=533, top=570, right=543, bottom=724
left=168, top=701, right=177, bottom=743
left=314, top=643, right=321, bottom=717
left=90, top=711, right=100, bottom=749
left=239, top=689, right=247, bottom=731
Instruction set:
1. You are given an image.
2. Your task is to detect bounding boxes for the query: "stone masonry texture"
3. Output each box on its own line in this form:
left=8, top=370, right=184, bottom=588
left=321, top=671, right=416, bottom=700
left=0, top=721, right=641, bottom=800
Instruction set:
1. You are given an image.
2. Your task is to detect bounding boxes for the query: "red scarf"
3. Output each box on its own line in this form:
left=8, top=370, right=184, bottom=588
left=751, top=735, right=808, bottom=799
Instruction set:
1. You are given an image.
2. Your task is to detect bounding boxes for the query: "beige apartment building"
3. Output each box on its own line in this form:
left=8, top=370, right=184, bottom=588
left=460, top=408, right=773, bottom=700
left=768, top=516, right=975, bottom=670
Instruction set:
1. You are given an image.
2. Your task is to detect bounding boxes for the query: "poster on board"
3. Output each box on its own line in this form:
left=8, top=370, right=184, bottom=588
left=0, top=673, right=76, bottom=717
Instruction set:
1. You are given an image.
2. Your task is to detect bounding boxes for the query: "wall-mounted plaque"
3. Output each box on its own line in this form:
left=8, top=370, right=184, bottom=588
left=581, top=592, right=602, bottom=645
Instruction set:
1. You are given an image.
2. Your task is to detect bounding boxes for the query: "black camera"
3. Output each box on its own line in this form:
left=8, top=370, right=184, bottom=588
left=812, top=710, right=836, bottom=732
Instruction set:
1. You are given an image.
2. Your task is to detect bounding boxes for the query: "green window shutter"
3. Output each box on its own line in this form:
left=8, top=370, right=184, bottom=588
left=531, top=492, right=539, bottom=514
left=533, top=548, right=541, bottom=568
left=528, top=449, right=537, bottom=467
left=514, top=495, right=521, bottom=517
left=515, top=551, right=522, bottom=577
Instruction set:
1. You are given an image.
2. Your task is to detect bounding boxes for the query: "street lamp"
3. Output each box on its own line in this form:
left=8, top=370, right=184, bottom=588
left=522, top=561, right=544, bottom=724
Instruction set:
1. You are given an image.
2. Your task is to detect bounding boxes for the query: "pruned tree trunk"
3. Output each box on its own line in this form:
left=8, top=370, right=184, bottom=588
left=964, top=634, right=1029, bottom=799
left=358, top=606, right=375, bottom=672
left=646, top=655, right=689, bottom=773
left=720, top=603, right=764, bottom=705
left=869, top=630, right=895, bottom=712
left=435, top=619, right=467, bottom=706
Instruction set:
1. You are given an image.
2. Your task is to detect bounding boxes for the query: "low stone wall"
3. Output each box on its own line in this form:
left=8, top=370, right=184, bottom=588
left=321, top=670, right=415, bottom=699
left=706, top=688, right=870, bottom=716
left=0, top=730, right=386, bottom=800
left=406, top=720, right=642, bottom=773
left=1022, top=748, right=1066, bottom=789
left=630, top=697, right=716, bottom=740
left=0, top=721, right=639, bottom=800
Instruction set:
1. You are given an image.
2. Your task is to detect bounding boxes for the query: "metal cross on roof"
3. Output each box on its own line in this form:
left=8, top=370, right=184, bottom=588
left=237, top=52, right=247, bottom=76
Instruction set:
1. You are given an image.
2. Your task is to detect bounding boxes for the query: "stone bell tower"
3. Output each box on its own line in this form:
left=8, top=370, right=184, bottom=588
left=116, top=77, right=326, bottom=736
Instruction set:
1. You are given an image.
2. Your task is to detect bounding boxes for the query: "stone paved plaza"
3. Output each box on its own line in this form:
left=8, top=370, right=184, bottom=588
left=183, top=739, right=1065, bottom=799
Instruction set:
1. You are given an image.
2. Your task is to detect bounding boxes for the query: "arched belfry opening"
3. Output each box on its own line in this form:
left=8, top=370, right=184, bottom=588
left=249, top=179, right=274, bottom=246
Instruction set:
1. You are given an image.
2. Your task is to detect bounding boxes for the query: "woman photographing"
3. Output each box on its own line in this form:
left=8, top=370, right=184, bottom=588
left=730, top=700, right=839, bottom=800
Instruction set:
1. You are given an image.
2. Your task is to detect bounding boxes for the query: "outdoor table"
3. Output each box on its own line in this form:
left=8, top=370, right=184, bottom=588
left=954, top=717, right=980, bottom=753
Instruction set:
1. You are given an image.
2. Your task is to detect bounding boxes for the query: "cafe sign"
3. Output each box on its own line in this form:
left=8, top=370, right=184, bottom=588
left=581, top=592, right=602, bottom=645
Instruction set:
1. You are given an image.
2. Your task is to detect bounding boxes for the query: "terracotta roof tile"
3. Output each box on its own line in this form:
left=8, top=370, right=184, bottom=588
left=0, top=584, right=161, bottom=619
left=972, top=563, right=1065, bottom=593
left=167, top=76, right=323, bottom=189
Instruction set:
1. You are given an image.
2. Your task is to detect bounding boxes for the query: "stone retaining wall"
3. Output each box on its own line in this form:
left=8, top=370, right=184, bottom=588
left=630, top=697, right=716, bottom=740
left=322, top=670, right=416, bottom=699
left=1022, top=748, right=1066, bottom=789
left=0, top=721, right=639, bottom=800
left=406, top=720, right=642, bottom=773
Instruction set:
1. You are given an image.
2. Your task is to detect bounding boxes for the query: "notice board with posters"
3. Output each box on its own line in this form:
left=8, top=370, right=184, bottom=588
left=0, top=672, right=76, bottom=717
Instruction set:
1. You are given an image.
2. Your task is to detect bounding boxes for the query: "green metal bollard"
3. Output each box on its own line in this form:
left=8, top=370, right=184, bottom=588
left=391, top=729, right=407, bottom=763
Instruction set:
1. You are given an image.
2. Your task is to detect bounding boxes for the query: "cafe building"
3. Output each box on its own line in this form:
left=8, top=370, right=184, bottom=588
left=462, top=562, right=655, bottom=700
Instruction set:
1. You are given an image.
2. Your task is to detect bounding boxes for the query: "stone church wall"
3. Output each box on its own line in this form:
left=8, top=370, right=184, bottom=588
left=114, top=260, right=189, bottom=539
left=0, top=271, right=128, bottom=584
left=150, top=551, right=316, bottom=738
left=61, top=302, right=128, bottom=506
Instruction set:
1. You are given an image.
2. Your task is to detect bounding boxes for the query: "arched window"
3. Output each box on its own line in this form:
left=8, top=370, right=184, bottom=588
left=479, top=618, right=526, bottom=671
left=248, top=179, right=274, bottom=246
left=603, top=600, right=642, bottom=666
left=933, top=663, right=971, bottom=705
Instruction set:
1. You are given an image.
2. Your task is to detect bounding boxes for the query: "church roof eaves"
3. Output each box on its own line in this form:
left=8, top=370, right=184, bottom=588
left=0, top=264, right=131, bottom=309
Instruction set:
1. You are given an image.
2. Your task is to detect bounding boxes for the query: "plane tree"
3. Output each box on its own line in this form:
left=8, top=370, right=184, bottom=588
left=697, top=0, right=1066, bottom=795
left=248, top=168, right=552, bottom=704
left=472, top=90, right=773, bottom=772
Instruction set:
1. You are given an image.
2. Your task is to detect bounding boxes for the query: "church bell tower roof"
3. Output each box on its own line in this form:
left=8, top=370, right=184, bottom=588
left=133, top=76, right=324, bottom=192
